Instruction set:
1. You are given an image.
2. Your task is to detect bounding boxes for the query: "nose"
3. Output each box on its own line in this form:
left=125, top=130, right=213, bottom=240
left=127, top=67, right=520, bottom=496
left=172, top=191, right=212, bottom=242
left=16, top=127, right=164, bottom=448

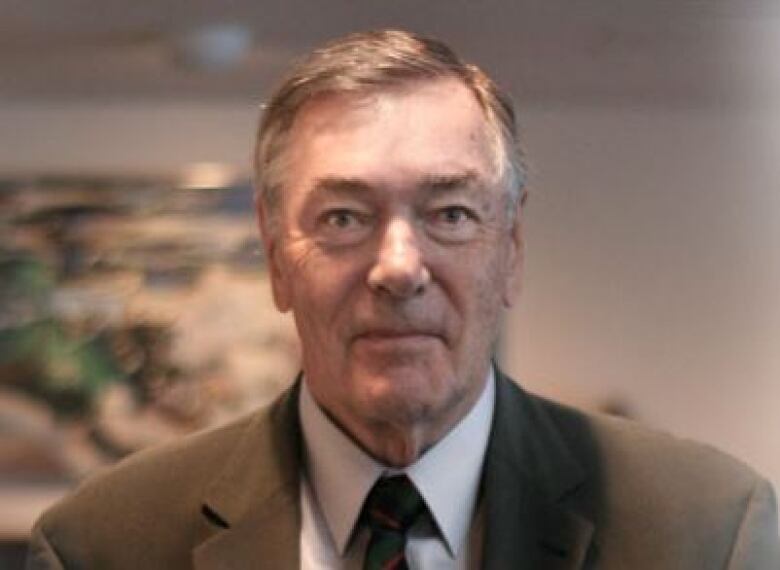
left=367, top=217, right=430, bottom=299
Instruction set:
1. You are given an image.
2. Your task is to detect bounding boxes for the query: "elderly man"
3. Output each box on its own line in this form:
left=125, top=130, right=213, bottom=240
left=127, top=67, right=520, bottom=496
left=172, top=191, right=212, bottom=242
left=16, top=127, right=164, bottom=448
left=27, top=30, right=778, bottom=569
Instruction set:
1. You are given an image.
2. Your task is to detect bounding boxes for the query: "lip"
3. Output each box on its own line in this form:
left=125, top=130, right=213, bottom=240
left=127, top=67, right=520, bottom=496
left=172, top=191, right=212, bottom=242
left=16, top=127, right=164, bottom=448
left=352, top=330, right=442, bottom=346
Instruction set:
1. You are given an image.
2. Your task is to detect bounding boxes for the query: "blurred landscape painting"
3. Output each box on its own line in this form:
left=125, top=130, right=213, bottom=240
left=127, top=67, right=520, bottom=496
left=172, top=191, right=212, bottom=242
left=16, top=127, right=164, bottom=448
left=0, top=175, right=298, bottom=538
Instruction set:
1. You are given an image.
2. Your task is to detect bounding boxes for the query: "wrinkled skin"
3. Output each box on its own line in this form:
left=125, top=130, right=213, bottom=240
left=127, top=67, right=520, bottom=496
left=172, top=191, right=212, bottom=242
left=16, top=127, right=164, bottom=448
left=258, top=78, right=523, bottom=466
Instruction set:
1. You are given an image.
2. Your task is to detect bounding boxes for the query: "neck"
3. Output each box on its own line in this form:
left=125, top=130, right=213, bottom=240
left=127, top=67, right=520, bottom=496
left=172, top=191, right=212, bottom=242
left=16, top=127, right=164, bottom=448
left=319, top=378, right=488, bottom=468
left=352, top=421, right=439, bottom=467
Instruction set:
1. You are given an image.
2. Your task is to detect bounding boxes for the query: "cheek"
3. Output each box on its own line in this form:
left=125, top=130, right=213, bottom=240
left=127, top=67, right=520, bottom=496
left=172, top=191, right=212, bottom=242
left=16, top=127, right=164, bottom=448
left=287, top=255, right=366, bottom=326
left=458, top=251, right=507, bottom=332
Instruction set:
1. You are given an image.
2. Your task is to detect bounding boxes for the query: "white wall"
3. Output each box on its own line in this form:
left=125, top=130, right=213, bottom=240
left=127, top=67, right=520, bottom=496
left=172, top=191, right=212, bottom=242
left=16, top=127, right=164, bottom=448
left=0, top=102, right=258, bottom=177
left=503, top=105, right=780, bottom=493
left=1, top=100, right=778, bottom=494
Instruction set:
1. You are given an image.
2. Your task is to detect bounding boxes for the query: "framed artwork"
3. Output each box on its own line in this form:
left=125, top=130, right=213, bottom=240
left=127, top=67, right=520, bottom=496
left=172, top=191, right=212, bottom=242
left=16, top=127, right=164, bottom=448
left=0, top=175, right=298, bottom=538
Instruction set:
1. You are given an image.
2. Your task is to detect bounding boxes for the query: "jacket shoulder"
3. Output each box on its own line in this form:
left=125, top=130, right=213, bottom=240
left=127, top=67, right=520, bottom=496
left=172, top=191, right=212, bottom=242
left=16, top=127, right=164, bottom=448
left=52, top=411, right=255, bottom=512
left=534, top=394, right=779, bottom=567
left=30, top=406, right=270, bottom=568
left=537, top=395, right=763, bottom=495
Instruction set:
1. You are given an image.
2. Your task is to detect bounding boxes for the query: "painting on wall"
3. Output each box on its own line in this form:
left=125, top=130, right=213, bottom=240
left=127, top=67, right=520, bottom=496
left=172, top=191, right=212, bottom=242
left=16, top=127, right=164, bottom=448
left=0, top=175, right=298, bottom=537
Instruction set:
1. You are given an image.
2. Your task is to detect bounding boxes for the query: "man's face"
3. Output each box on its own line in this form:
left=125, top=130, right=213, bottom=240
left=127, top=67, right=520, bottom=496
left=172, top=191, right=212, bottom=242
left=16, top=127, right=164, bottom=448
left=259, top=78, right=523, bottom=451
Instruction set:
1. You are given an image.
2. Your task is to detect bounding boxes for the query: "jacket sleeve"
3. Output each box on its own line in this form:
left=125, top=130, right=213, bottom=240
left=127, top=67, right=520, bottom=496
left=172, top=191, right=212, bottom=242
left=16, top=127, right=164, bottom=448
left=726, top=477, right=780, bottom=570
left=25, top=524, right=65, bottom=570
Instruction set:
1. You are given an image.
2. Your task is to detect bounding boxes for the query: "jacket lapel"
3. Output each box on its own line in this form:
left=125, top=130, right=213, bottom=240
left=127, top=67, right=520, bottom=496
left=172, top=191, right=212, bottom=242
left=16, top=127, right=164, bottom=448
left=193, top=383, right=303, bottom=569
left=482, top=371, right=595, bottom=569
left=189, top=372, right=596, bottom=569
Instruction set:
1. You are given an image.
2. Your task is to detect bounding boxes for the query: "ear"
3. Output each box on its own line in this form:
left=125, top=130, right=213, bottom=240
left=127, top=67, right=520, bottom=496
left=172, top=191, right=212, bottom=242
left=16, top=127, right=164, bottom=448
left=256, top=197, right=292, bottom=312
left=502, top=197, right=525, bottom=308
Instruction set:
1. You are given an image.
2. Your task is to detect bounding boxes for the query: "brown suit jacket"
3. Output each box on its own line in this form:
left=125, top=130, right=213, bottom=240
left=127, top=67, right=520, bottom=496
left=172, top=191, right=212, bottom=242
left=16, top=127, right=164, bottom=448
left=26, top=372, right=780, bottom=569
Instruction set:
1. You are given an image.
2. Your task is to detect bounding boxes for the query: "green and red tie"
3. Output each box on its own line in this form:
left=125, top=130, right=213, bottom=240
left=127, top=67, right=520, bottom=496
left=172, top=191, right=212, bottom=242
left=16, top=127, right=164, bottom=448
left=361, top=475, right=426, bottom=570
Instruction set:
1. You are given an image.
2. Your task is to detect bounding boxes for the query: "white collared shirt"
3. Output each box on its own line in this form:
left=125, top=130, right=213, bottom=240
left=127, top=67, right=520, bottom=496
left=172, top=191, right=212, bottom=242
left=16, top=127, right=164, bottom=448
left=299, top=370, right=496, bottom=569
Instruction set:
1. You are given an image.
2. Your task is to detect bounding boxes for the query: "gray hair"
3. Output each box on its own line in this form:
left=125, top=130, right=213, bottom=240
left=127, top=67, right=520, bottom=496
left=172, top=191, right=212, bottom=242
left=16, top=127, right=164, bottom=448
left=254, top=29, right=526, bottom=221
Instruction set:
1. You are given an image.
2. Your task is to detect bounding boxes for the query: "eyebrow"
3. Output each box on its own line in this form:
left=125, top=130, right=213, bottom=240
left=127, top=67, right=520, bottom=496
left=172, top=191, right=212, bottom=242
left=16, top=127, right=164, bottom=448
left=310, top=177, right=374, bottom=197
left=418, top=171, right=482, bottom=192
left=310, top=170, right=484, bottom=198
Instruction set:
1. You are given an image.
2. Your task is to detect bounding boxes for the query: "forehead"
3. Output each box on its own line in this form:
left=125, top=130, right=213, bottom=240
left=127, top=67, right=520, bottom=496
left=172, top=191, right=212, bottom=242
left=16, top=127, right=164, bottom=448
left=283, top=79, right=497, bottom=196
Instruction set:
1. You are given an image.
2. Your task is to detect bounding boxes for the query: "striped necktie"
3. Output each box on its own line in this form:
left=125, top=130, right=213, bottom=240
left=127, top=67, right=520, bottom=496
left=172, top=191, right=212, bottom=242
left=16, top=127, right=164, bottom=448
left=361, top=475, right=426, bottom=570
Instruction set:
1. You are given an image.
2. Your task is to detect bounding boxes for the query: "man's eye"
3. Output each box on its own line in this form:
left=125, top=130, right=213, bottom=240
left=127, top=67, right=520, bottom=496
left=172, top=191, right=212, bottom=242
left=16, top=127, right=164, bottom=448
left=323, top=209, right=362, bottom=229
left=434, top=206, right=473, bottom=225
left=315, top=208, right=372, bottom=245
left=427, top=205, right=479, bottom=243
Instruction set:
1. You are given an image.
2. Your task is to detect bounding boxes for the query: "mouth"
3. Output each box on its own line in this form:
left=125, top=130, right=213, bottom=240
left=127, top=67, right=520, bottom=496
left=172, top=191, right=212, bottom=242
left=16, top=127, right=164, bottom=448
left=352, top=328, right=444, bottom=349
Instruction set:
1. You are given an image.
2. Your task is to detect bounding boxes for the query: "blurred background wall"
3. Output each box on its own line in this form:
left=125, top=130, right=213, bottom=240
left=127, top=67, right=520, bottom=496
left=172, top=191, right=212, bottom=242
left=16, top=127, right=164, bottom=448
left=1, top=1, right=779, bottom=564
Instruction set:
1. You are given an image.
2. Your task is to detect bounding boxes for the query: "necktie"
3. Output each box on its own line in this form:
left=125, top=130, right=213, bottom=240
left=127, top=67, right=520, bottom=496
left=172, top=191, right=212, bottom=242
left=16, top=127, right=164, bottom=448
left=361, top=475, right=426, bottom=570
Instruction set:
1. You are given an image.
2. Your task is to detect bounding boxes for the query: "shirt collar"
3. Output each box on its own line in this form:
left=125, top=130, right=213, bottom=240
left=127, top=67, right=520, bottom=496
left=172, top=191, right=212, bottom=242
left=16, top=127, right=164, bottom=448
left=299, top=369, right=496, bottom=558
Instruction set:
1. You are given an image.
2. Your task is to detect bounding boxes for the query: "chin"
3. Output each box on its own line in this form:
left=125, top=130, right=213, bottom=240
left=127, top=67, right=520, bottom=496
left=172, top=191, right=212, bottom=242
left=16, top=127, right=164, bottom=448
left=361, top=390, right=431, bottom=427
left=354, top=365, right=457, bottom=425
